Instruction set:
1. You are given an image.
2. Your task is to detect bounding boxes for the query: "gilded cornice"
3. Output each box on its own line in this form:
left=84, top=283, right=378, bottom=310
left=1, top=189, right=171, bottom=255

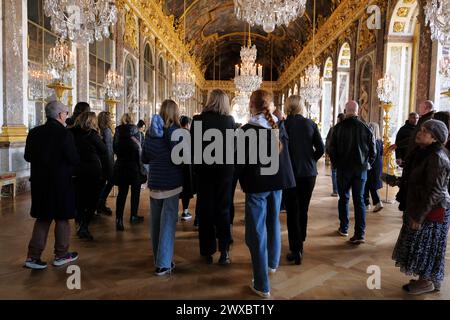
left=122, top=0, right=205, bottom=87
left=278, top=0, right=378, bottom=88
left=203, top=81, right=279, bottom=93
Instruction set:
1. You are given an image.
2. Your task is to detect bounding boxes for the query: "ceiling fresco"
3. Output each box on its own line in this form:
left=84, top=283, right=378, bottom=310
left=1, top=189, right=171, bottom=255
left=162, top=0, right=340, bottom=80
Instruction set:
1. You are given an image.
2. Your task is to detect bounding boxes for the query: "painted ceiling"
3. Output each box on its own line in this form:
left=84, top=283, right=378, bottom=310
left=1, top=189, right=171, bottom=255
left=163, top=0, right=341, bottom=81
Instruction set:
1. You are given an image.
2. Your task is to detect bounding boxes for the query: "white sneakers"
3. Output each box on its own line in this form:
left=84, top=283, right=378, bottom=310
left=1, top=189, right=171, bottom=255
left=250, top=280, right=270, bottom=298
left=373, top=202, right=384, bottom=212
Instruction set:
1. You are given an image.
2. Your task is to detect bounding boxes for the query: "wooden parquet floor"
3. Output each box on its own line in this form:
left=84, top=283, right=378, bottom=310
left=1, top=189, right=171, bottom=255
left=1, top=161, right=449, bottom=300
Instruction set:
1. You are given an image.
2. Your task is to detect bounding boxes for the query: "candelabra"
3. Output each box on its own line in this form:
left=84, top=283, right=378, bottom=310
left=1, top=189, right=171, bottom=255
left=104, top=69, right=124, bottom=128
left=174, top=61, right=196, bottom=102
left=300, top=64, right=323, bottom=113
left=47, top=40, right=74, bottom=101
left=377, top=73, right=396, bottom=175
left=231, top=91, right=251, bottom=124
left=28, top=67, right=52, bottom=100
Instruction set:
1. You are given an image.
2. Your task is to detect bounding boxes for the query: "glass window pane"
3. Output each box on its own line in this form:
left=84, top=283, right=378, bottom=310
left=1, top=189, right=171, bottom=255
left=27, top=0, right=40, bottom=24
left=44, top=32, right=57, bottom=58
left=105, top=38, right=113, bottom=63
left=44, top=15, right=52, bottom=31
left=89, top=55, right=97, bottom=83
left=28, top=23, right=43, bottom=64
left=89, top=82, right=97, bottom=98
left=97, top=40, right=105, bottom=60
left=89, top=43, right=96, bottom=55
left=97, top=62, right=105, bottom=84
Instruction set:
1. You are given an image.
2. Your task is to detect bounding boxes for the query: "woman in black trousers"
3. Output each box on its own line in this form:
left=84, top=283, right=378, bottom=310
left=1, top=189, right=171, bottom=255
left=284, top=95, right=325, bottom=264
left=71, top=112, right=107, bottom=240
left=191, top=89, right=236, bottom=265
left=97, top=111, right=115, bottom=215
left=113, top=113, right=145, bottom=231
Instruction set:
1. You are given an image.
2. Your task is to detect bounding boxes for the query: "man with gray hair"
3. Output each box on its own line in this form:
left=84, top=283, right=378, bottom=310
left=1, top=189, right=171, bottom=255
left=329, top=101, right=376, bottom=244
left=23, top=101, right=80, bottom=269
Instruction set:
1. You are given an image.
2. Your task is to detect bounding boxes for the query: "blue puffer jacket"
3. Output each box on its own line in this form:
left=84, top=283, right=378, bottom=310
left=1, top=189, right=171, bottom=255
left=142, top=114, right=183, bottom=190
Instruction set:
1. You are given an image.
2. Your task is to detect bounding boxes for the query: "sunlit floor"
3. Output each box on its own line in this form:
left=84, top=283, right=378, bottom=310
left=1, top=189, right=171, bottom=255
left=1, top=161, right=449, bottom=300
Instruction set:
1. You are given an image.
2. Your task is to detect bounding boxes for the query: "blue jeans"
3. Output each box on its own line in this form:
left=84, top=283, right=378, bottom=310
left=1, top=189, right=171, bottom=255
left=331, top=167, right=338, bottom=194
left=337, top=169, right=367, bottom=238
left=245, top=190, right=282, bottom=293
left=150, top=194, right=179, bottom=269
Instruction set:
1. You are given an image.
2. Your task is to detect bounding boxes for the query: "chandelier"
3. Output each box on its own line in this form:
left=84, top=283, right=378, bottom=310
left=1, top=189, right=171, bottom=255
left=174, top=61, right=196, bottom=102
left=47, top=40, right=75, bottom=84
left=299, top=0, right=322, bottom=109
left=28, top=66, right=53, bottom=100
left=300, top=64, right=323, bottom=107
left=104, top=69, right=124, bottom=100
left=44, top=0, right=118, bottom=44
left=234, top=0, right=307, bottom=33
left=231, top=91, right=251, bottom=124
left=234, top=29, right=263, bottom=94
left=174, top=0, right=196, bottom=102
left=425, top=0, right=450, bottom=45
left=377, top=73, right=395, bottom=104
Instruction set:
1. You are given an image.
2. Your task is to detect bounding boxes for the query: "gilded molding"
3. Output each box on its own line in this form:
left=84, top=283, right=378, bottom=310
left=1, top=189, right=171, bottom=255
left=0, top=126, right=28, bottom=143
left=278, top=0, right=378, bottom=88
left=203, top=81, right=279, bottom=93
left=124, top=9, right=138, bottom=51
left=124, top=0, right=205, bottom=87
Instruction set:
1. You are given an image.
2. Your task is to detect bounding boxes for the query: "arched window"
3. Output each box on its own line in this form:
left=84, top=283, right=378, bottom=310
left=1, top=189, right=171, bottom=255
left=157, top=56, right=167, bottom=111
left=144, top=44, right=155, bottom=115
left=322, top=57, right=334, bottom=136
left=385, top=0, right=419, bottom=137
left=336, top=43, right=351, bottom=119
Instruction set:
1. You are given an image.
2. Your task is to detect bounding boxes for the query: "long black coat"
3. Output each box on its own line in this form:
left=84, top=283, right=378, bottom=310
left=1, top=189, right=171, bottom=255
left=70, top=126, right=107, bottom=180
left=101, top=127, right=114, bottom=180
left=284, top=114, right=325, bottom=178
left=24, top=118, right=80, bottom=220
left=113, top=124, right=142, bottom=186
left=367, top=139, right=384, bottom=190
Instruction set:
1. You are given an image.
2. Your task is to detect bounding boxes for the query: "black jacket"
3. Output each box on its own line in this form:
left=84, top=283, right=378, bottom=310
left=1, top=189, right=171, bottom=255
left=329, top=116, right=376, bottom=172
left=395, top=121, right=416, bottom=160
left=70, top=126, right=107, bottom=180
left=284, top=115, right=324, bottom=177
left=24, top=118, right=80, bottom=220
left=397, top=143, right=450, bottom=224
left=406, top=110, right=435, bottom=158
left=237, top=123, right=296, bottom=194
left=190, top=111, right=236, bottom=179
left=101, top=127, right=114, bottom=180
left=113, top=124, right=142, bottom=186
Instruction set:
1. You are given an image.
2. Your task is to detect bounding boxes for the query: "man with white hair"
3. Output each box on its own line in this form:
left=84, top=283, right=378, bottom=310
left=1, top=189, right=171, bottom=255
left=328, top=101, right=376, bottom=244
left=24, top=101, right=80, bottom=269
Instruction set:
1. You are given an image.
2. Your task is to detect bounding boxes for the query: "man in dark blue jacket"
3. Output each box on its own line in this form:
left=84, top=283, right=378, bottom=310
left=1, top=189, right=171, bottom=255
left=329, top=101, right=376, bottom=244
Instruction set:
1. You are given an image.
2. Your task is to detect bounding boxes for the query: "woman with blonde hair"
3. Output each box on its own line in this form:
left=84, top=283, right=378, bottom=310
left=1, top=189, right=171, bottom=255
left=283, top=95, right=324, bottom=265
left=70, top=112, right=107, bottom=240
left=113, top=112, right=144, bottom=231
left=364, top=122, right=384, bottom=212
left=191, top=89, right=236, bottom=265
left=97, top=111, right=115, bottom=216
left=142, top=99, right=183, bottom=275
left=237, top=90, right=295, bottom=297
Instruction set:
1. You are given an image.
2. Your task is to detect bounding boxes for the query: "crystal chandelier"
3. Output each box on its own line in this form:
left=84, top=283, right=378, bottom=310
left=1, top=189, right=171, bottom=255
left=299, top=0, right=322, bottom=109
left=377, top=73, right=395, bottom=104
left=234, top=0, right=307, bottom=33
left=231, top=91, right=251, bottom=124
left=174, top=0, right=196, bottom=102
left=44, top=0, right=118, bottom=44
left=234, top=29, right=263, bottom=94
left=104, top=69, right=124, bottom=100
left=300, top=64, right=323, bottom=107
left=174, top=61, right=196, bottom=102
left=28, top=66, right=52, bottom=100
left=425, top=0, right=450, bottom=44
left=47, top=39, right=75, bottom=84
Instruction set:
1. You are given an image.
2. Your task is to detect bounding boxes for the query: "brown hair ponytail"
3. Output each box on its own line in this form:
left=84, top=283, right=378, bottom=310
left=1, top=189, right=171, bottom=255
left=250, top=90, right=278, bottom=129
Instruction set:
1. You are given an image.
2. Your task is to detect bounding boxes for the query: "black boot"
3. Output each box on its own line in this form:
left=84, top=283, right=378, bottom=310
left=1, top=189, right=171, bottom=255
left=116, top=217, right=124, bottom=231
left=218, top=251, right=231, bottom=265
left=286, top=251, right=302, bottom=265
left=97, top=202, right=112, bottom=216
left=130, top=215, right=144, bottom=224
left=77, top=223, right=94, bottom=241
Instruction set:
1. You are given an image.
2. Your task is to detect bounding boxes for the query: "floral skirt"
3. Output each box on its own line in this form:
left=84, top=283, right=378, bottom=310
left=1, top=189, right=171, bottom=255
left=392, top=210, right=450, bottom=285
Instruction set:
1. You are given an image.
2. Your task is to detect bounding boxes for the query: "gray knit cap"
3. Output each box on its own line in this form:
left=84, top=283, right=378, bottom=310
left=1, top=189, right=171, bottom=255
left=422, top=119, right=449, bottom=145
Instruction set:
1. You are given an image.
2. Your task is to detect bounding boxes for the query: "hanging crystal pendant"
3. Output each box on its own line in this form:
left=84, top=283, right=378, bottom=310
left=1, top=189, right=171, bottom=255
left=174, top=61, right=196, bottom=102
left=425, top=0, right=450, bottom=45
left=300, top=64, right=323, bottom=107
